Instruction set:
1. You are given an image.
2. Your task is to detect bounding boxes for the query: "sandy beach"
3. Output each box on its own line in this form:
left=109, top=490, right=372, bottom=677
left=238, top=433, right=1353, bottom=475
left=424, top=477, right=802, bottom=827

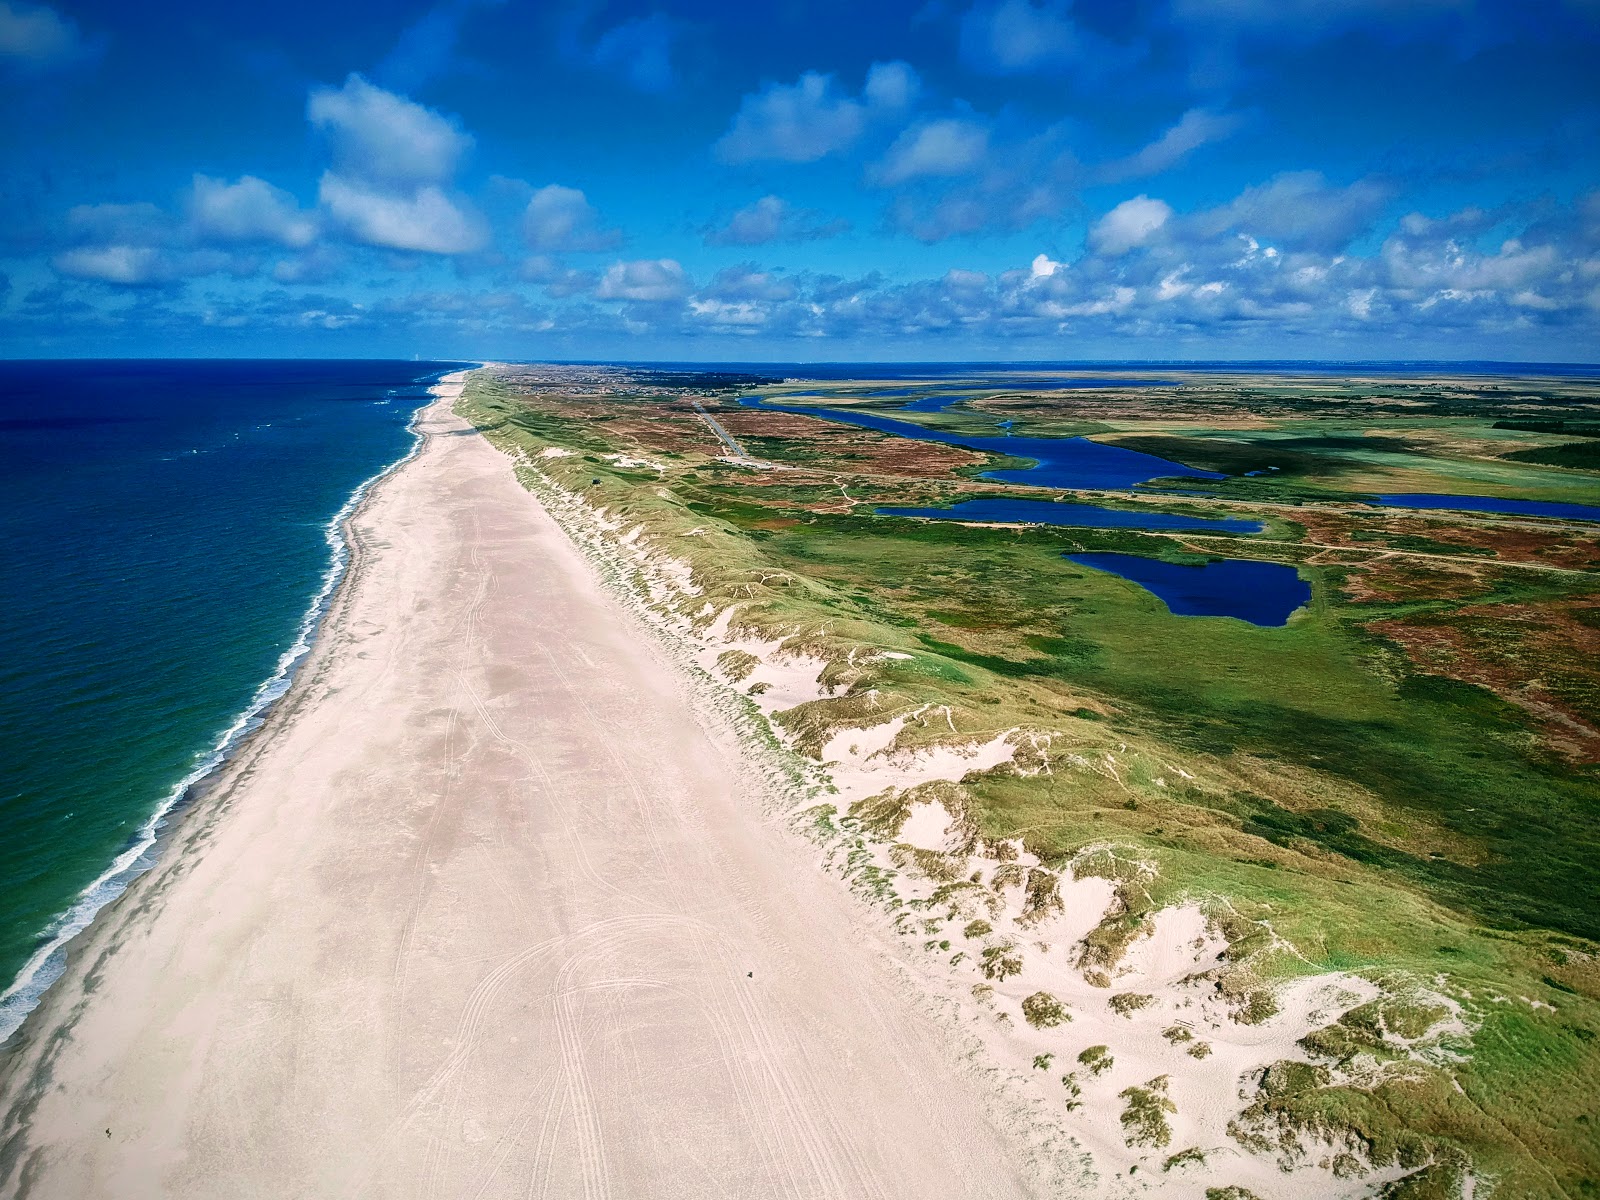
left=0, top=375, right=1033, bottom=1199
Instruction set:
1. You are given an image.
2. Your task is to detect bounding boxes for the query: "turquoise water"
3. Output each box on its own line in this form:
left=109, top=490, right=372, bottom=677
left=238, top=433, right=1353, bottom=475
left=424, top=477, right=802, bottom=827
left=1068, top=553, right=1311, bottom=625
left=0, top=359, right=455, bottom=1039
left=875, top=498, right=1263, bottom=532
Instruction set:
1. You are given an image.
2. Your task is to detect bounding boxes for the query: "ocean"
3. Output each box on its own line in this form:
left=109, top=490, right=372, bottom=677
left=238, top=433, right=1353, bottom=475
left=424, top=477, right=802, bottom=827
left=0, top=359, right=456, bottom=1040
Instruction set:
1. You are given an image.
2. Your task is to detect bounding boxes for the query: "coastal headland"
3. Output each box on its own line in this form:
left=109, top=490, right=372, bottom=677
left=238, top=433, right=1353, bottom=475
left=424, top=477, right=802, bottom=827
left=0, top=374, right=1034, bottom=1198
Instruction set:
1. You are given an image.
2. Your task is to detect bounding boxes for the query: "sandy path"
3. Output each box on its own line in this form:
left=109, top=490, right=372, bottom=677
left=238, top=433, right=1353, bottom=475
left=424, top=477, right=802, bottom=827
left=0, top=382, right=1031, bottom=1200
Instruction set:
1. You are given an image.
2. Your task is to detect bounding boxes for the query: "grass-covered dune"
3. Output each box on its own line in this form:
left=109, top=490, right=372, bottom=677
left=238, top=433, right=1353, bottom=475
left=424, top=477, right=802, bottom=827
left=459, top=366, right=1600, bottom=1197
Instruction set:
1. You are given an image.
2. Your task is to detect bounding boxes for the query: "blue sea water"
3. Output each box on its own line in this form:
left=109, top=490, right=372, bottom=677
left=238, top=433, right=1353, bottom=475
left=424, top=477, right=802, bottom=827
left=1068, top=553, right=1312, bottom=626
left=0, top=359, right=455, bottom=1040
left=875, top=498, right=1263, bottom=533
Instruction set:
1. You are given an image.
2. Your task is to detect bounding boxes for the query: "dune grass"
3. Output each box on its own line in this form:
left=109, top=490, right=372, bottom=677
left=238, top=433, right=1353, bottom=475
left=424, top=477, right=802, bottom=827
left=457, top=367, right=1600, bottom=1197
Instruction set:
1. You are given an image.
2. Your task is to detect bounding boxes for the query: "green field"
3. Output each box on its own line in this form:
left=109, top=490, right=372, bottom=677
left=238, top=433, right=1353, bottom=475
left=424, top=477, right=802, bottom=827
left=460, top=366, right=1600, bottom=1197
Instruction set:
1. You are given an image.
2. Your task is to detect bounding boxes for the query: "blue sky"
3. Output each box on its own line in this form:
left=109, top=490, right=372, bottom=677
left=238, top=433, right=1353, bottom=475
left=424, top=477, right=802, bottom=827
left=2, top=0, right=1597, bottom=360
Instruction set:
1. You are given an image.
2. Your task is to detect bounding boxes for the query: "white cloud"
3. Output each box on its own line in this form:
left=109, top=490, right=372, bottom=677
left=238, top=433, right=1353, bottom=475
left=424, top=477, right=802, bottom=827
left=307, top=74, right=471, bottom=188
left=1099, top=108, right=1244, bottom=182
left=597, top=258, right=689, bottom=302
left=705, top=195, right=847, bottom=246
left=51, top=244, right=231, bottom=286
left=0, top=0, right=93, bottom=69
left=51, top=245, right=165, bottom=285
left=520, top=255, right=597, bottom=298
left=705, top=264, right=796, bottom=302
left=188, top=175, right=316, bottom=248
left=317, top=173, right=484, bottom=255
left=306, top=75, right=483, bottom=256
left=862, top=60, right=920, bottom=110
left=713, top=61, right=919, bottom=164
left=1090, top=195, right=1173, bottom=255
left=871, top=118, right=990, bottom=186
left=1192, top=171, right=1389, bottom=251
left=522, top=184, right=620, bottom=253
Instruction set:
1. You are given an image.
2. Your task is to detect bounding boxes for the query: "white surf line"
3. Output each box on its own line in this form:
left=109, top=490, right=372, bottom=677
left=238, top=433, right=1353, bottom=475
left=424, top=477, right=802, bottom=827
left=0, top=368, right=470, bottom=1047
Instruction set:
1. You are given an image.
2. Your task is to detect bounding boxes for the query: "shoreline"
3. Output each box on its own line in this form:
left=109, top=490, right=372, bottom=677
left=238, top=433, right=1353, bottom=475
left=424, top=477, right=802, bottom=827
left=0, top=367, right=468, bottom=1048
left=0, top=368, right=1035, bottom=1198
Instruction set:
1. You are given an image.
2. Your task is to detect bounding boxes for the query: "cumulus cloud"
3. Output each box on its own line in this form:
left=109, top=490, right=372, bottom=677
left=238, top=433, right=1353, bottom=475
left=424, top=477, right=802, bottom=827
left=597, top=258, right=689, bottom=302
left=665, top=190, right=1595, bottom=345
left=49, top=201, right=240, bottom=286
left=884, top=123, right=1081, bottom=242
left=521, top=185, right=620, bottom=253
left=187, top=175, right=316, bottom=248
left=704, top=264, right=797, bottom=302
left=1190, top=171, right=1389, bottom=251
left=861, top=60, right=920, bottom=109
left=271, top=245, right=345, bottom=285
left=704, top=195, right=848, bottom=246
left=51, top=242, right=232, bottom=287
left=1098, top=108, right=1245, bottom=182
left=34, top=189, right=1598, bottom=350
left=0, top=0, right=97, bottom=71
left=871, top=118, right=990, bottom=186
left=308, top=74, right=471, bottom=188
left=307, top=74, right=484, bottom=255
left=520, top=254, right=597, bottom=298
left=1089, top=195, right=1173, bottom=254
left=714, top=61, right=918, bottom=164
left=51, top=245, right=168, bottom=286
left=317, top=175, right=484, bottom=255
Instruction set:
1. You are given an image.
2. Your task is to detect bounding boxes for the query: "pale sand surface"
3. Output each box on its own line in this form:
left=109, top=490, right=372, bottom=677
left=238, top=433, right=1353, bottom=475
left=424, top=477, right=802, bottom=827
left=0, top=380, right=1032, bottom=1199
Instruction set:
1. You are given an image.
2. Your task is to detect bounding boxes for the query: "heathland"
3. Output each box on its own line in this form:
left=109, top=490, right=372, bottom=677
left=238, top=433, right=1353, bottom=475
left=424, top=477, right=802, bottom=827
left=459, top=362, right=1600, bottom=1198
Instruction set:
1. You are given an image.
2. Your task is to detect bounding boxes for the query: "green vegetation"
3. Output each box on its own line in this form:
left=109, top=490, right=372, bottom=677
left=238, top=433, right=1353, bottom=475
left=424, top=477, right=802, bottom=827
left=1110, top=992, right=1156, bottom=1017
left=1119, top=1076, right=1177, bottom=1148
left=1500, top=440, right=1600, bottom=469
left=1078, top=1044, right=1114, bottom=1076
left=458, top=365, right=1600, bottom=1197
left=1021, top=991, right=1071, bottom=1028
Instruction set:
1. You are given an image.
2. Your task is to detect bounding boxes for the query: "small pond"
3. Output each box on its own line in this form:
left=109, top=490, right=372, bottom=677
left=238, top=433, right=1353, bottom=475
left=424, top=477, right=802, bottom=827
left=876, top=498, right=1263, bottom=533
left=1068, top=553, right=1311, bottom=626
left=739, top=396, right=1220, bottom=490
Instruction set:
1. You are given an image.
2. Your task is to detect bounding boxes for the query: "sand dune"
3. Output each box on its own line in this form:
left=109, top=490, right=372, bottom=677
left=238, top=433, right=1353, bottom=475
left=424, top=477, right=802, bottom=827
left=0, top=378, right=1033, bottom=1199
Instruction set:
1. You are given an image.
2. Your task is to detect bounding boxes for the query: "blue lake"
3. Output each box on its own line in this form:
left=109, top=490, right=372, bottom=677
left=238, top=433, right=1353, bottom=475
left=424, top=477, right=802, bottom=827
left=1373, top=493, right=1600, bottom=522
left=740, top=396, right=1219, bottom=490
left=1068, top=553, right=1311, bottom=625
left=876, top=498, right=1263, bottom=533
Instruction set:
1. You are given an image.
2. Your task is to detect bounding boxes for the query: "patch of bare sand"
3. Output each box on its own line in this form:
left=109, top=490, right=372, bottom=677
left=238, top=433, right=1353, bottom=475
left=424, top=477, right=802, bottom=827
left=0, top=376, right=1037, bottom=1199
left=510, top=439, right=1476, bottom=1197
